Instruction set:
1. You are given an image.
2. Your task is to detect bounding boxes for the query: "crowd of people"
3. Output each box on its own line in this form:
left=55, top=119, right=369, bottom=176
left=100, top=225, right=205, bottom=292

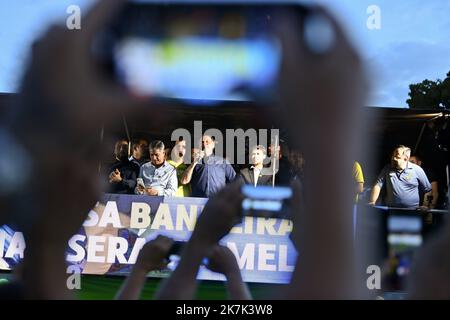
left=107, top=137, right=445, bottom=215
left=105, top=135, right=305, bottom=198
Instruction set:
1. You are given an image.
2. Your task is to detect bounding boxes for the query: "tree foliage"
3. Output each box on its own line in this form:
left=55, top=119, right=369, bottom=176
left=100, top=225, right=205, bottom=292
left=407, top=71, right=450, bottom=109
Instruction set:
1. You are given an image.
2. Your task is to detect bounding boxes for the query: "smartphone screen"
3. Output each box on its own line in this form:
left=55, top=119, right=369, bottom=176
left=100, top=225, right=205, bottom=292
left=115, top=37, right=280, bottom=102
left=385, top=213, right=423, bottom=290
left=241, top=185, right=293, bottom=219
left=100, top=2, right=307, bottom=105
left=136, top=178, right=145, bottom=188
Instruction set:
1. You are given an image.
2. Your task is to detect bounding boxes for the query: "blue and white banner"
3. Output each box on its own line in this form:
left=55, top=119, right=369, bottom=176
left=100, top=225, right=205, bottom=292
left=1, top=193, right=297, bottom=284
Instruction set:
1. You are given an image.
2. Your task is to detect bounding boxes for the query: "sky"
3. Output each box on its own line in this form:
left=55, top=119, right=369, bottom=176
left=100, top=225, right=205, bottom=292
left=0, top=0, right=449, bottom=108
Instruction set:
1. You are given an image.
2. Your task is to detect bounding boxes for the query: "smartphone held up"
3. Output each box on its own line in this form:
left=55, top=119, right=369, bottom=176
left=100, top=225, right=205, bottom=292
left=95, top=0, right=310, bottom=106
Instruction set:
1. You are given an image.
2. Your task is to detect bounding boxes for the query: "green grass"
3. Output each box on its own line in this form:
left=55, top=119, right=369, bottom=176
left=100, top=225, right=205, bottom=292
left=0, top=272, right=283, bottom=299
left=76, top=275, right=282, bottom=300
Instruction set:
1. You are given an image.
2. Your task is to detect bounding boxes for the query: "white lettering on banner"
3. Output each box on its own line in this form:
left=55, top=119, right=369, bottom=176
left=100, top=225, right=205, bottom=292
left=67, top=234, right=86, bottom=262
left=151, top=203, right=174, bottom=230
left=127, top=237, right=146, bottom=264
left=258, top=244, right=277, bottom=271
left=87, top=201, right=291, bottom=236
left=66, top=235, right=148, bottom=264
left=5, top=232, right=25, bottom=259
left=256, top=218, right=277, bottom=235
left=130, top=202, right=151, bottom=229
left=230, top=225, right=243, bottom=234
left=78, top=238, right=294, bottom=271
left=278, top=245, right=295, bottom=272
left=233, top=217, right=291, bottom=236
left=87, top=236, right=106, bottom=263
left=0, top=195, right=296, bottom=286
left=107, top=237, right=129, bottom=263
left=243, top=216, right=254, bottom=234
left=227, top=242, right=255, bottom=270
left=64, top=235, right=296, bottom=270
left=175, top=204, right=197, bottom=231
left=83, top=210, right=99, bottom=227
left=98, top=201, right=122, bottom=228
left=230, top=216, right=254, bottom=234
left=227, top=242, right=294, bottom=272
left=277, top=219, right=293, bottom=236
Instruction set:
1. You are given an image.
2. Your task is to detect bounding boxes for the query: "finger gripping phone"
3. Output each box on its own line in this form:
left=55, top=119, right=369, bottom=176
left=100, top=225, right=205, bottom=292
left=136, top=178, right=146, bottom=188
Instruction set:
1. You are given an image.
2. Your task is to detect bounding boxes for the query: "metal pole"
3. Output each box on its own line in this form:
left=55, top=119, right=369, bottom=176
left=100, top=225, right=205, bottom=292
left=122, top=114, right=132, bottom=157
left=98, top=123, right=104, bottom=174
left=413, top=113, right=443, bottom=154
left=272, top=134, right=279, bottom=188
left=446, top=165, right=449, bottom=210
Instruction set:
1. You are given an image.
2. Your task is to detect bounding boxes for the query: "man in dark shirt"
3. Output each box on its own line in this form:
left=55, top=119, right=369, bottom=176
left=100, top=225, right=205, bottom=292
left=268, top=142, right=300, bottom=186
left=181, top=135, right=236, bottom=198
left=108, top=139, right=140, bottom=194
left=129, top=138, right=149, bottom=167
left=239, top=145, right=272, bottom=186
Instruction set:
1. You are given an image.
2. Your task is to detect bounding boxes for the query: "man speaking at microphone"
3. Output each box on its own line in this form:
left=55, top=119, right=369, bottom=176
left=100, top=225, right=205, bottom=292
left=181, top=135, right=236, bottom=198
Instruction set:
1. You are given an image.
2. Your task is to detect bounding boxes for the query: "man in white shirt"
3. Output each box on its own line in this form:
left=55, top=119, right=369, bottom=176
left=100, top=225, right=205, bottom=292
left=136, top=140, right=178, bottom=196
